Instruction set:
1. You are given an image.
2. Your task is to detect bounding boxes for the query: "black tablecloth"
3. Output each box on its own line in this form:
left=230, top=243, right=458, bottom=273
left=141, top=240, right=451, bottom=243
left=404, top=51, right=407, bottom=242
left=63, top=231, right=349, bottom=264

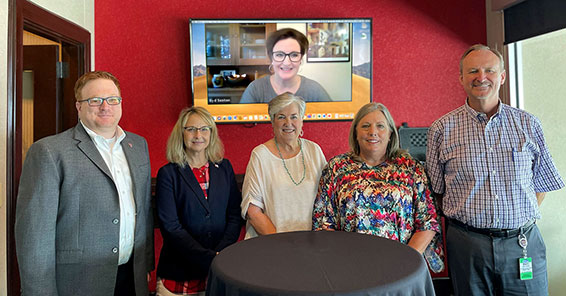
left=206, top=231, right=435, bottom=296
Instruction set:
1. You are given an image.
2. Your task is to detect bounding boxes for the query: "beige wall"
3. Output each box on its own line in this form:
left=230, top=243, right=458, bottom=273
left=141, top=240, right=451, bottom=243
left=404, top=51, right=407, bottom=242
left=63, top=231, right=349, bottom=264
left=28, top=0, right=95, bottom=65
left=1, top=0, right=9, bottom=294
left=0, top=1, right=94, bottom=294
left=520, top=28, right=566, bottom=295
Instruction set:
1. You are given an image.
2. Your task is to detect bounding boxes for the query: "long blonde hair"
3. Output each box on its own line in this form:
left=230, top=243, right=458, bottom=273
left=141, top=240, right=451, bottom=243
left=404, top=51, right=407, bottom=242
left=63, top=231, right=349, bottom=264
left=166, top=107, right=224, bottom=167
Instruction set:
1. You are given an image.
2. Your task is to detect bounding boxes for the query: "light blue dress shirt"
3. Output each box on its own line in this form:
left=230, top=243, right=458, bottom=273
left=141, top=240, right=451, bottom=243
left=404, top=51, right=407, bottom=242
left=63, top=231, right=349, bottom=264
left=426, top=101, right=564, bottom=229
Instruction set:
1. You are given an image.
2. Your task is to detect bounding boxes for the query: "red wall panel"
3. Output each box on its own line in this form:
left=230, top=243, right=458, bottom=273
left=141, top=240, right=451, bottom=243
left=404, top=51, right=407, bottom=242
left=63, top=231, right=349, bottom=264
left=95, top=0, right=486, bottom=175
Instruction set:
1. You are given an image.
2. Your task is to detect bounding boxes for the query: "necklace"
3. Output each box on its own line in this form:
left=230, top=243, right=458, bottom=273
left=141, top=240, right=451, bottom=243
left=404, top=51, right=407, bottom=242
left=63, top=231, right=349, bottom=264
left=274, top=138, right=306, bottom=186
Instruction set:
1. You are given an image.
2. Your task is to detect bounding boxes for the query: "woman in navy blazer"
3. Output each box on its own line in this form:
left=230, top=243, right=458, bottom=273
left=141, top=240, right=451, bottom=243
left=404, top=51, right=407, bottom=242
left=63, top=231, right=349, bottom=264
left=155, top=107, right=242, bottom=295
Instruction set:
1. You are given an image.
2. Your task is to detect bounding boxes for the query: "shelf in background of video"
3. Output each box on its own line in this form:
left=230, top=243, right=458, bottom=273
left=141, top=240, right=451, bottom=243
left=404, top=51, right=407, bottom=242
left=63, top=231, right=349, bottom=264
left=213, top=112, right=355, bottom=122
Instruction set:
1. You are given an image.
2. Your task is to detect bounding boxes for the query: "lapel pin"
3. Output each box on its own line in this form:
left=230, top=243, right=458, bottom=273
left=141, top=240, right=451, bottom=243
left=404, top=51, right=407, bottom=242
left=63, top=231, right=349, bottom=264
left=128, top=143, right=133, bottom=148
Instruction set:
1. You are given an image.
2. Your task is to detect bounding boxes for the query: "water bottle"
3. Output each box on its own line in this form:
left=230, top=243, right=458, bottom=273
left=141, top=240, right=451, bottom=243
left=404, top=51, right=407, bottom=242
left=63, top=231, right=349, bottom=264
left=206, top=32, right=214, bottom=57
left=424, top=244, right=444, bottom=273
left=220, top=35, right=231, bottom=59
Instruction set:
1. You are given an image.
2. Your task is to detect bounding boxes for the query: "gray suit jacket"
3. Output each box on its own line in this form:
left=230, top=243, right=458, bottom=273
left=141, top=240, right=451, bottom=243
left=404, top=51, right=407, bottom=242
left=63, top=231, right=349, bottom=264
left=15, top=123, right=154, bottom=296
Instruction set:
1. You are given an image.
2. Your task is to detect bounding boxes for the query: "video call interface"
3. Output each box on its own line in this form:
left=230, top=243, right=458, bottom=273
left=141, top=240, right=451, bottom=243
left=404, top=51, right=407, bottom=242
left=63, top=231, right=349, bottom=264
left=190, top=19, right=372, bottom=123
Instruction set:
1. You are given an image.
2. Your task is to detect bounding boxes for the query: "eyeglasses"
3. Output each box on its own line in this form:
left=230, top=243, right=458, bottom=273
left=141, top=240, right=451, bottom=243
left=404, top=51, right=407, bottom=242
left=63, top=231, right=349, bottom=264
left=272, top=51, right=302, bottom=62
left=184, top=126, right=212, bottom=133
left=78, top=96, right=122, bottom=106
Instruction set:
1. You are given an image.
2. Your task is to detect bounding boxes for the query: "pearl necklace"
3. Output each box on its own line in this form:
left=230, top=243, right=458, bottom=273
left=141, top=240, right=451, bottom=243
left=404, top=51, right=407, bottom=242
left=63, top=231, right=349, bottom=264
left=274, top=138, right=306, bottom=186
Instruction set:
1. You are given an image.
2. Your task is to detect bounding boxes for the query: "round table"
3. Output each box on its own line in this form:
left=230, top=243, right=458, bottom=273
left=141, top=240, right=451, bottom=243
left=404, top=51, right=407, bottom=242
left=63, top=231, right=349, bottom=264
left=206, top=231, right=435, bottom=295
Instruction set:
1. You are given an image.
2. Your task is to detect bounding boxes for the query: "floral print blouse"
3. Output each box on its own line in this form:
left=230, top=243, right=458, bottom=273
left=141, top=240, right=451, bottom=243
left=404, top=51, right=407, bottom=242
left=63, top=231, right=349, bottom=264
left=312, top=152, right=444, bottom=272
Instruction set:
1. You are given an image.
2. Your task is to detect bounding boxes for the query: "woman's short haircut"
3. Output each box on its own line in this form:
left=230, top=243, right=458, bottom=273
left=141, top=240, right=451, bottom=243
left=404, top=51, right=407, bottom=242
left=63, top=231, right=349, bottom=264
left=266, top=28, right=309, bottom=60
left=166, top=107, right=224, bottom=166
left=349, top=102, right=404, bottom=161
left=74, top=71, right=120, bottom=101
left=268, top=92, right=306, bottom=122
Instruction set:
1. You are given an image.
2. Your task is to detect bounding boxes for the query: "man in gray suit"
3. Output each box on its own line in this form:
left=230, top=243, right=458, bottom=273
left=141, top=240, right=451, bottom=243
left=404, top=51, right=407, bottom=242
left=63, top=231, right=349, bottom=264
left=15, top=71, right=154, bottom=296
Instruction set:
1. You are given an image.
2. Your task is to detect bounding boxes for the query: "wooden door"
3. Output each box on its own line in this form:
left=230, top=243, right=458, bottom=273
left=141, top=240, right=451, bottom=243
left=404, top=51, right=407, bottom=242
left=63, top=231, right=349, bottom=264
left=23, top=45, right=61, bottom=142
left=7, top=2, right=91, bottom=295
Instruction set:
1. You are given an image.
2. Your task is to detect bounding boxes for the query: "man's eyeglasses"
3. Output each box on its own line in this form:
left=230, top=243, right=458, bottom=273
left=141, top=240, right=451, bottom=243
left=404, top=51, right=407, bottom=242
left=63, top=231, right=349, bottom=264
left=184, top=126, right=212, bottom=133
left=78, top=96, right=122, bottom=106
left=272, top=51, right=302, bottom=62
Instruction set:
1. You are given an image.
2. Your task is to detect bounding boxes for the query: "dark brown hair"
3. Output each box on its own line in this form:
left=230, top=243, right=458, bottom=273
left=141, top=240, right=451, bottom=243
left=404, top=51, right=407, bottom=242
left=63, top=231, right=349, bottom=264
left=266, top=28, right=309, bottom=60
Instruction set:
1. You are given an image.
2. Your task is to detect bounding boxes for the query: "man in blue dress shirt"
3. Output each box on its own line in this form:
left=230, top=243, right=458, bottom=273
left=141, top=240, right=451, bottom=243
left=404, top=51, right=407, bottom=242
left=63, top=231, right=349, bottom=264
left=427, top=44, right=564, bottom=295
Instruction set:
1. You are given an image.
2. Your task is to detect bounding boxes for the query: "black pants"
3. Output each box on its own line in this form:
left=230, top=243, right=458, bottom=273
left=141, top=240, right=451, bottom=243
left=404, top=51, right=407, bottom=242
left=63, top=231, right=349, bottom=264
left=114, top=256, right=136, bottom=296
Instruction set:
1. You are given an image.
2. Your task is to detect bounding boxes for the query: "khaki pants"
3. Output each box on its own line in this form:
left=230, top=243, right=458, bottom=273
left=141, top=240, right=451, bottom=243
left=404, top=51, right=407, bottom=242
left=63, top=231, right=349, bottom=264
left=156, top=279, right=206, bottom=296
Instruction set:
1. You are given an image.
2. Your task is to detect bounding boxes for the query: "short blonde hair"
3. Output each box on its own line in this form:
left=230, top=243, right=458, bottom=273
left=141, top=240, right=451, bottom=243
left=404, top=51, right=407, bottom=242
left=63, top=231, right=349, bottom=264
left=166, top=107, right=224, bottom=166
left=268, top=92, right=306, bottom=122
left=349, top=102, right=404, bottom=161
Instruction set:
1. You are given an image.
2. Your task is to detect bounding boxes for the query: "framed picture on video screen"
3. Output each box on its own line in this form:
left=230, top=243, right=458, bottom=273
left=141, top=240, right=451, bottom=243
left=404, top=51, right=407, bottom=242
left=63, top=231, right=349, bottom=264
left=306, top=22, right=351, bottom=62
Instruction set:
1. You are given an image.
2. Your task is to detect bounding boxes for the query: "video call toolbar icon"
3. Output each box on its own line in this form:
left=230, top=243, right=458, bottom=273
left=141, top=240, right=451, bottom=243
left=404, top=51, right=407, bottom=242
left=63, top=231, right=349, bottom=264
left=214, top=113, right=355, bottom=121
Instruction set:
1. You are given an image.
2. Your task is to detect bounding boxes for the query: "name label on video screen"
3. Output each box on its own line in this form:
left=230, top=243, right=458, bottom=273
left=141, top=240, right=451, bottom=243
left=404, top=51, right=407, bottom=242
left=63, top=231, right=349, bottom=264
left=209, top=97, right=231, bottom=104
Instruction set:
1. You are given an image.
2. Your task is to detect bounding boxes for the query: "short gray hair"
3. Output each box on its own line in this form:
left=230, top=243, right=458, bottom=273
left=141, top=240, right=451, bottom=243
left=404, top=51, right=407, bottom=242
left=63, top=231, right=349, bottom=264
left=459, top=44, right=505, bottom=74
left=268, top=92, right=306, bottom=122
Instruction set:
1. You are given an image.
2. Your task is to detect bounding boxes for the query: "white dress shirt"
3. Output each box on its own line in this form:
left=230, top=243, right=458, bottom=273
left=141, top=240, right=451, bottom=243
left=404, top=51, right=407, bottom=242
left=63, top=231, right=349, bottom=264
left=81, top=121, right=136, bottom=265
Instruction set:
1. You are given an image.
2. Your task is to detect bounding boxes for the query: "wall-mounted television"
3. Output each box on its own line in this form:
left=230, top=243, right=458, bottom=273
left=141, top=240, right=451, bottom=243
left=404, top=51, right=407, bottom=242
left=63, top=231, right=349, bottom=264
left=189, top=18, right=372, bottom=123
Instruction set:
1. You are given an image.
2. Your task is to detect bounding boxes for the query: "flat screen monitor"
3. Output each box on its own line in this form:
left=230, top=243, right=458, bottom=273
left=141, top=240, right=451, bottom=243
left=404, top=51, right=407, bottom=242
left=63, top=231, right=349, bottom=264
left=189, top=18, right=372, bottom=123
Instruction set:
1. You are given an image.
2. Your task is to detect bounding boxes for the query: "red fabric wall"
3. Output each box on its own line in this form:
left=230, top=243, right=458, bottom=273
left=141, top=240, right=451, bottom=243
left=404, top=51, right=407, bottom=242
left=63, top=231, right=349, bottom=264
left=95, top=0, right=486, bottom=176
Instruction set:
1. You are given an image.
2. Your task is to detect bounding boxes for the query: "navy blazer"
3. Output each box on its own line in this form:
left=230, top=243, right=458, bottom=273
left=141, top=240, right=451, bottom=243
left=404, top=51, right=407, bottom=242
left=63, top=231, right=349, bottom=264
left=155, top=159, right=242, bottom=281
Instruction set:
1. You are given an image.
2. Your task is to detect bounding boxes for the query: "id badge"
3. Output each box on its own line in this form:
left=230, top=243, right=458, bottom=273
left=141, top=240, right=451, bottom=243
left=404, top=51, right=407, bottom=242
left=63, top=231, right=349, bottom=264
left=519, top=257, right=533, bottom=280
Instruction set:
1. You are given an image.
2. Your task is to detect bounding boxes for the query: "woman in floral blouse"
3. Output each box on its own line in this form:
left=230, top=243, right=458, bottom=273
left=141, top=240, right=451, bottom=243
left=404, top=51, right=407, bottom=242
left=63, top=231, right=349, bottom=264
left=312, top=102, right=444, bottom=272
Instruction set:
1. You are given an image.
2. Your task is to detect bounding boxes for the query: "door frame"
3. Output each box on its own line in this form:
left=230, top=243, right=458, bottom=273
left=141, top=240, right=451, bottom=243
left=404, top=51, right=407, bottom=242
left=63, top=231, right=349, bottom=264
left=6, top=1, right=91, bottom=295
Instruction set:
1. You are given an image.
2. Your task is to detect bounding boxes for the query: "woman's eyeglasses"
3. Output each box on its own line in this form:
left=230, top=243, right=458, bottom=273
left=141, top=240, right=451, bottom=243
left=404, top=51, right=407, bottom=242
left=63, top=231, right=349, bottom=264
left=272, top=51, right=302, bottom=62
left=184, top=126, right=212, bottom=133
